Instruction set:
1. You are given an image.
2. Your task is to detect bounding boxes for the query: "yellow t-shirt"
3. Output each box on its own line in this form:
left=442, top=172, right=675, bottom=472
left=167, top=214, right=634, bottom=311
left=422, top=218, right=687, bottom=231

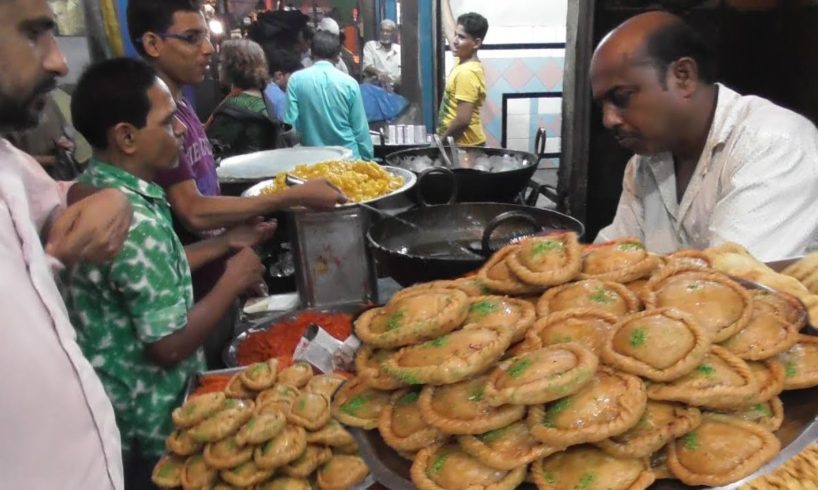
left=437, top=60, right=487, bottom=146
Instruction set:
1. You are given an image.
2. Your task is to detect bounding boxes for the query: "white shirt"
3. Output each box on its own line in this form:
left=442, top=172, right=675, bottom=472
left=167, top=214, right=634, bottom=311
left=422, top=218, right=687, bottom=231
left=596, top=84, right=818, bottom=262
left=362, top=40, right=401, bottom=85
left=0, top=139, right=124, bottom=488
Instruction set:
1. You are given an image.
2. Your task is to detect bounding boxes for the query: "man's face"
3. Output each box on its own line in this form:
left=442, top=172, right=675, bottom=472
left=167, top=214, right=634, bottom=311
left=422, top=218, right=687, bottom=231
left=380, top=25, right=395, bottom=46
left=151, top=11, right=214, bottom=87
left=133, top=79, right=186, bottom=171
left=274, top=71, right=292, bottom=91
left=452, top=24, right=480, bottom=60
left=0, top=0, right=68, bottom=131
left=590, top=49, right=683, bottom=156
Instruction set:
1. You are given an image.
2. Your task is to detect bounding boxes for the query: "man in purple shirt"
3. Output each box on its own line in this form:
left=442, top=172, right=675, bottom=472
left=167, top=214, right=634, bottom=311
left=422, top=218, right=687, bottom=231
left=128, top=0, right=345, bottom=366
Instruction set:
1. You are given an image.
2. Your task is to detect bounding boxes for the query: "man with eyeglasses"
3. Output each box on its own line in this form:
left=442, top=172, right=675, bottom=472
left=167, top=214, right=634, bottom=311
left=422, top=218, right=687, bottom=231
left=127, top=0, right=346, bottom=368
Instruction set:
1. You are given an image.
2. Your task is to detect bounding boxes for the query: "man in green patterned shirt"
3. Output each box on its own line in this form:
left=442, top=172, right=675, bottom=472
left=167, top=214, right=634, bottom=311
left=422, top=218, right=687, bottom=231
left=62, top=58, right=273, bottom=481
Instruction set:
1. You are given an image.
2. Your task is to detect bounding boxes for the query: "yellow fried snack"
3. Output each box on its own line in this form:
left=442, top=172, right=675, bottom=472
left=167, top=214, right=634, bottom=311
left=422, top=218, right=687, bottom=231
left=181, top=453, right=218, bottom=488
left=286, top=392, right=332, bottom=430
left=165, top=429, right=203, bottom=457
left=747, top=359, right=786, bottom=403
left=354, top=288, right=470, bottom=348
left=411, top=443, right=527, bottom=490
left=171, top=391, right=226, bottom=428
left=277, top=361, right=314, bottom=388
left=505, top=232, right=583, bottom=287
left=536, top=279, right=640, bottom=319
left=225, top=371, right=257, bottom=399
left=151, top=454, right=185, bottom=488
left=235, top=410, right=287, bottom=446
left=203, top=435, right=254, bottom=470
left=782, top=249, right=818, bottom=294
left=331, top=376, right=392, bottom=429
left=778, top=334, right=818, bottom=390
left=256, top=477, right=312, bottom=490
left=601, top=308, right=711, bottom=382
left=306, top=419, right=355, bottom=447
left=463, top=296, right=536, bottom=343
left=667, top=414, right=780, bottom=486
left=282, top=445, right=333, bottom=478
left=379, top=388, right=446, bottom=453
left=256, top=383, right=301, bottom=414
left=304, top=373, right=346, bottom=400
left=239, top=358, right=279, bottom=391
left=354, top=346, right=405, bottom=391
left=260, top=160, right=404, bottom=203
left=752, top=289, right=807, bottom=330
left=316, top=454, right=369, bottom=489
left=720, top=302, right=800, bottom=361
left=525, top=308, right=619, bottom=356
left=188, top=399, right=255, bottom=443
left=580, top=238, right=659, bottom=283
left=458, top=421, right=561, bottom=471
left=478, top=243, right=544, bottom=295
left=220, top=460, right=274, bottom=487
left=484, top=343, right=598, bottom=407
left=391, top=278, right=492, bottom=300
left=382, top=325, right=514, bottom=386
left=722, top=396, right=785, bottom=432
left=527, top=367, right=647, bottom=447
left=530, top=445, right=655, bottom=490
left=254, top=424, right=308, bottom=470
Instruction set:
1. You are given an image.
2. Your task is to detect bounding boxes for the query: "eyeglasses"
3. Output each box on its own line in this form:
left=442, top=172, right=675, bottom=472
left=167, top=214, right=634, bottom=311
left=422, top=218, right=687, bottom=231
left=154, top=30, right=210, bottom=46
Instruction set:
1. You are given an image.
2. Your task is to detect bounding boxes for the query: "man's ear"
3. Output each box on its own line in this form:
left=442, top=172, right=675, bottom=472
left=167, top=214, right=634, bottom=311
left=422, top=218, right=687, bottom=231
left=111, top=123, right=139, bottom=155
left=671, top=57, right=699, bottom=97
left=474, top=37, right=483, bottom=50
left=141, top=32, right=163, bottom=59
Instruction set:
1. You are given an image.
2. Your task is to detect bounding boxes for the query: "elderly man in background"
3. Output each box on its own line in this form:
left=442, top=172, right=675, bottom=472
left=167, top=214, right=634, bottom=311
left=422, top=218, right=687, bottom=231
left=362, top=19, right=401, bottom=90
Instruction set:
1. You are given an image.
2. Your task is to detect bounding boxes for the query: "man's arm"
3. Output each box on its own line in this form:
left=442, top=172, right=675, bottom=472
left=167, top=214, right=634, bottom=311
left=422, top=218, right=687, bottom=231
left=439, top=68, right=481, bottom=141
left=284, top=77, right=300, bottom=127
left=439, top=100, right=474, bottom=141
left=441, top=0, right=457, bottom=47
left=349, top=85, right=374, bottom=160
left=595, top=158, right=645, bottom=243
left=184, top=219, right=276, bottom=272
left=361, top=41, right=379, bottom=78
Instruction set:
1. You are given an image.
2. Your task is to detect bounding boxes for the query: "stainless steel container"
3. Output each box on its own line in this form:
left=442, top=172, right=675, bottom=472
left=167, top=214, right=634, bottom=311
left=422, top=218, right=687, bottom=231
left=288, top=206, right=378, bottom=307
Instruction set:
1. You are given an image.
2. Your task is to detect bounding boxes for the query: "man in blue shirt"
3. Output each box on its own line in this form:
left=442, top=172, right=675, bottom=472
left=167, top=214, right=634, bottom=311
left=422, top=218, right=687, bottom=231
left=262, top=47, right=302, bottom=122
left=285, top=31, right=374, bottom=160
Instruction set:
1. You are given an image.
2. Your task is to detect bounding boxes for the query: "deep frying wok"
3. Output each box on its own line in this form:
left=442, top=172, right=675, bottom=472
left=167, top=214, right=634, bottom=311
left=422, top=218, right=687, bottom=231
left=367, top=202, right=584, bottom=286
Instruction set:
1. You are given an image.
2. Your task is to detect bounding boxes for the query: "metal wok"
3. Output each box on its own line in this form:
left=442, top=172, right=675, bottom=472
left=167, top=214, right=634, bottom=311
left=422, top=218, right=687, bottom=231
left=366, top=202, right=584, bottom=286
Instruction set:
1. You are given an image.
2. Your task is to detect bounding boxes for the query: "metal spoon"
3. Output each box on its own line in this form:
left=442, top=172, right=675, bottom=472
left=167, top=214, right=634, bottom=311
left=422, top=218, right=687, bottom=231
left=431, top=134, right=455, bottom=169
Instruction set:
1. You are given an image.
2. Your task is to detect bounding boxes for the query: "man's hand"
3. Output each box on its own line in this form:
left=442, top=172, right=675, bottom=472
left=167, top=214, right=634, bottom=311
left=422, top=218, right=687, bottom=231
left=283, top=179, right=347, bottom=210
left=45, top=188, right=133, bottom=265
left=223, top=218, right=277, bottom=250
left=220, top=247, right=265, bottom=295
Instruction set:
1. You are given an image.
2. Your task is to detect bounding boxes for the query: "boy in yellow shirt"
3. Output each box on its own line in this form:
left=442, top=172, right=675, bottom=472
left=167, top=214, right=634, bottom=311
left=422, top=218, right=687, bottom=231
left=438, top=12, right=489, bottom=146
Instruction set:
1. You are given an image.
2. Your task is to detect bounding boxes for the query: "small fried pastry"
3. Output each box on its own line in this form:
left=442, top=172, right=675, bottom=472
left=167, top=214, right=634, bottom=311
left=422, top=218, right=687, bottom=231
left=172, top=391, right=226, bottom=428
left=458, top=421, right=560, bottom=471
left=527, top=367, right=647, bottom=447
left=392, top=277, right=491, bottom=300
left=525, top=308, right=619, bottom=356
left=382, top=325, right=513, bottom=386
left=595, top=401, right=702, bottom=459
left=778, top=334, right=818, bottom=390
left=189, top=399, right=255, bottom=443
left=181, top=454, right=218, bottom=488
left=277, top=361, right=314, bottom=388
left=747, top=359, right=786, bottom=403
left=666, top=249, right=712, bottom=268
left=411, top=443, right=527, bottom=490
left=464, top=296, right=536, bottom=343
left=235, top=410, right=287, bottom=446
left=601, top=308, right=710, bottom=382
left=151, top=454, right=185, bottom=488
left=282, top=445, right=333, bottom=478
left=484, top=343, right=598, bottom=406
left=478, top=244, right=543, bottom=295
left=354, top=346, right=405, bottom=391
left=220, top=460, right=274, bottom=487
left=530, top=445, right=655, bottom=490
left=240, top=358, right=279, bottom=391
left=643, top=264, right=753, bottom=342
left=418, top=374, right=526, bottom=435
left=304, top=373, right=346, bottom=400
left=379, top=388, right=446, bottom=452
left=254, top=424, right=308, bottom=470
left=306, top=419, right=355, bottom=447
left=316, top=454, right=369, bottom=489
left=667, top=414, right=780, bottom=486
left=257, top=477, right=312, bottom=490
left=580, top=238, right=659, bottom=283
left=354, top=288, right=470, bottom=348
left=286, top=392, right=331, bottom=430
left=256, top=384, right=301, bottom=413
left=505, top=232, right=583, bottom=287
left=331, top=376, right=392, bottom=429
left=225, top=371, right=257, bottom=399
left=647, top=345, right=758, bottom=410
left=535, top=279, right=640, bottom=318
left=723, top=396, right=784, bottom=431
left=203, top=435, right=254, bottom=470
left=165, top=429, right=203, bottom=457
left=624, top=278, right=650, bottom=300
left=752, top=289, right=807, bottom=330
left=720, top=304, right=800, bottom=361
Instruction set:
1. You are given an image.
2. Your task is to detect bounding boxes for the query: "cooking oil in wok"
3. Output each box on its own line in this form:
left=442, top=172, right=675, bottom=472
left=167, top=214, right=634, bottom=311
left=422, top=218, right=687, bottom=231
left=403, top=239, right=483, bottom=258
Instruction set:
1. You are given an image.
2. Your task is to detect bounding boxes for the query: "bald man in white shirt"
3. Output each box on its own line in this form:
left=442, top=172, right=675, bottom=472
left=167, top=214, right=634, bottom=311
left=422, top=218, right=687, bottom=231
left=591, top=11, right=818, bottom=261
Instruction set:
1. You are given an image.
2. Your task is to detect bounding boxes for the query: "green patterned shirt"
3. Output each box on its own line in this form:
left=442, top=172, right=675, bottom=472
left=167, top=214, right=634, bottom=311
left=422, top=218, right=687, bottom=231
left=63, top=160, right=205, bottom=458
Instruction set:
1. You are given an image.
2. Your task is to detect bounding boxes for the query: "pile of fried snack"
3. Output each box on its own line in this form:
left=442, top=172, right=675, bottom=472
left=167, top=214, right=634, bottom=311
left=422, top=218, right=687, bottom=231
left=337, top=232, right=818, bottom=489
left=151, top=361, right=369, bottom=489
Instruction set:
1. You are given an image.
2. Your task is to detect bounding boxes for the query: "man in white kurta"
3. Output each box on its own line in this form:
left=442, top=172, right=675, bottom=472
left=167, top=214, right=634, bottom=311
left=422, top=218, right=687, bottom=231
left=591, top=12, right=818, bottom=261
left=362, top=19, right=401, bottom=89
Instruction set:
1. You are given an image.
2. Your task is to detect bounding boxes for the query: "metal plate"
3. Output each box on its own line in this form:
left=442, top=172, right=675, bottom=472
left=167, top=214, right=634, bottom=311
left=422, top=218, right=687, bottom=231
left=223, top=304, right=369, bottom=367
left=240, top=165, right=417, bottom=207
left=216, top=146, right=353, bottom=183
left=350, top=280, right=818, bottom=489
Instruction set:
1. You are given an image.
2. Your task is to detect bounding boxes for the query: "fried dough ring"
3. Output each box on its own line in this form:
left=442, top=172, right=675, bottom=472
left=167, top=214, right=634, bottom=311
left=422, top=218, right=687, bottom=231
left=601, top=308, right=711, bottom=382
left=536, top=279, right=640, bottom=318
left=484, top=342, right=598, bottom=407
left=527, top=367, right=647, bottom=447
left=464, top=295, right=536, bottom=343
left=478, top=244, right=543, bottom=295
left=580, top=238, right=659, bottom=283
left=253, top=424, right=307, bottom=470
left=457, top=421, right=561, bottom=471
left=379, top=388, right=446, bottom=452
left=411, top=443, right=527, bottom=490
left=506, top=232, right=583, bottom=287
left=779, top=334, right=818, bottom=390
